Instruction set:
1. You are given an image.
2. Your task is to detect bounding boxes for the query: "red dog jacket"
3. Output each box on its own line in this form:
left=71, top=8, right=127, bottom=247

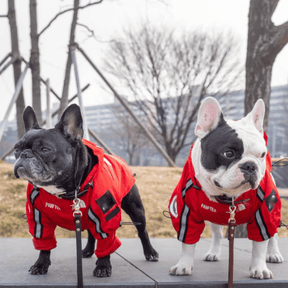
left=169, top=135, right=281, bottom=244
left=26, top=139, right=135, bottom=258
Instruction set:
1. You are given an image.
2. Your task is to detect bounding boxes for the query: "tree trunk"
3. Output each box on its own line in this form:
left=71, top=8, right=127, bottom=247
left=58, top=0, right=79, bottom=119
left=7, top=0, right=25, bottom=139
left=29, top=0, right=42, bottom=122
left=128, top=153, right=133, bottom=166
left=245, top=0, right=288, bottom=132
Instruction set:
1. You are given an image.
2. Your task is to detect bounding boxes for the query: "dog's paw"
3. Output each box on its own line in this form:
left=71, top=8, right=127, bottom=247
left=145, top=248, right=159, bottom=262
left=249, top=264, right=273, bottom=279
left=94, top=256, right=112, bottom=277
left=266, top=252, right=284, bottom=263
left=169, top=263, right=193, bottom=276
left=29, top=262, right=50, bottom=275
left=204, top=252, right=220, bottom=261
left=93, top=265, right=112, bottom=277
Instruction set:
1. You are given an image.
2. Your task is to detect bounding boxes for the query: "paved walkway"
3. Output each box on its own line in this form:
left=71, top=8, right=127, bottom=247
left=1, top=237, right=288, bottom=287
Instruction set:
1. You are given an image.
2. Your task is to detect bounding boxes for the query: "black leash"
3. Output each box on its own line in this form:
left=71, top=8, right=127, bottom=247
left=74, top=204, right=83, bottom=288
left=72, top=146, right=85, bottom=288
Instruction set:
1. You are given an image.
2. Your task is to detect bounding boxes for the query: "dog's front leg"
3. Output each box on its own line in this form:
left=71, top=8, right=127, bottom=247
left=93, top=255, right=111, bottom=277
left=170, top=243, right=195, bottom=276
left=204, top=222, right=222, bottom=261
left=29, top=250, right=51, bottom=275
left=250, top=240, right=273, bottom=279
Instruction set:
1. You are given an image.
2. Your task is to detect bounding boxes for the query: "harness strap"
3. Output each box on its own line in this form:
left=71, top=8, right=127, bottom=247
left=213, top=195, right=250, bottom=205
left=59, top=181, right=93, bottom=200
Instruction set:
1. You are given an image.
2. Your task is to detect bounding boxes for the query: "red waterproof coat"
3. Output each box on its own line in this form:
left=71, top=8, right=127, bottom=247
left=169, top=135, right=281, bottom=244
left=26, top=139, right=135, bottom=258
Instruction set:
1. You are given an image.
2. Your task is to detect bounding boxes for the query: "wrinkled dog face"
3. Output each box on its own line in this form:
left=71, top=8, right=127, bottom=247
left=13, top=105, right=85, bottom=193
left=192, top=97, right=267, bottom=199
left=14, top=129, right=74, bottom=186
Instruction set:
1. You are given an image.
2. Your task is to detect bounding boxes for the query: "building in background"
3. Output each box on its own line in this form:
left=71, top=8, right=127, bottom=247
left=1, top=85, right=288, bottom=167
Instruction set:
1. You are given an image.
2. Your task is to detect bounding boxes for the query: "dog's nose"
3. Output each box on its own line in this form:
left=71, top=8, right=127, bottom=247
left=240, top=161, right=257, bottom=175
left=20, top=149, right=33, bottom=159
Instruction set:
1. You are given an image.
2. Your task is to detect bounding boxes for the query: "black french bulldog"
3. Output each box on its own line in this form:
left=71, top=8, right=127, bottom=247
left=13, top=104, right=158, bottom=277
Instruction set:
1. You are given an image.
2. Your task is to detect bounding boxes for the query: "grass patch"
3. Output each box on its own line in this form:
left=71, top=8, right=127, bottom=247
left=0, top=161, right=287, bottom=239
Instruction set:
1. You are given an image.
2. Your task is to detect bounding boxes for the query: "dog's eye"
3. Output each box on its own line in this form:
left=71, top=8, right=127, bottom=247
left=222, top=150, right=235, bottom=159
left=261, top=152, right=266, bottom=158
left=41, top=147, right=50, bottom=153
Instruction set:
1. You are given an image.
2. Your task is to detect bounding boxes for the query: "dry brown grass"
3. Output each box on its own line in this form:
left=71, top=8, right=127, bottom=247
left=0, top=161, right=287, bottom=239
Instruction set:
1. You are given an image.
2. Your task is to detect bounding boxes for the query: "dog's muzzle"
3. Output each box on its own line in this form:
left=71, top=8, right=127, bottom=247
left=239, top=161, right=258, bottom=188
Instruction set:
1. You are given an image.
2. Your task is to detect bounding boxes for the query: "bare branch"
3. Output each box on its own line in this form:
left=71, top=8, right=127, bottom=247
left=38, top=0, right=103, bottom=38
left=77, top=22, right=114, bottom=43
left=272, top=20, right=288, bottom=53
left=103, top=24, right=243, bottom=161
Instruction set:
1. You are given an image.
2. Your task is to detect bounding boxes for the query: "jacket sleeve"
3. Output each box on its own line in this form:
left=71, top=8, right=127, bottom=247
left=88, top=191, right=122, bottom=258
left=169, top=178, right=205, bottom=245
left=247, top=159, right=281, bottom=241
left=26, top=184, right=57, bottom=250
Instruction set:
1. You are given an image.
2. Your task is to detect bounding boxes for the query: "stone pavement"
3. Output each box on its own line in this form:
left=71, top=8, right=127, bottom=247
left=1, top=237, right=288, bottom=288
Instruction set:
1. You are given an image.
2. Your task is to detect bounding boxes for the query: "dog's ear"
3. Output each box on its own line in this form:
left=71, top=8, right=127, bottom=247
left=246, top=99, right=265, bottom=134
left=55, top=104, right=83, bottom=141
left=195, top=97, right=223, bottom=139
left=23, top=106, right=41, bottom=132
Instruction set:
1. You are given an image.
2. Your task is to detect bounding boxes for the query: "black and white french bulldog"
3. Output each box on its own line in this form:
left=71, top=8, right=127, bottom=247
left=169, top=97, right=283, bottom=279
left=14, top=104, right=158, bottom=277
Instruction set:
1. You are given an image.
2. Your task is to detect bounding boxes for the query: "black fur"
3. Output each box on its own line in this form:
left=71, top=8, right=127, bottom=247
left=15, top=105, right=159, bottom=278
left=201, top=117, right=244, bottom=171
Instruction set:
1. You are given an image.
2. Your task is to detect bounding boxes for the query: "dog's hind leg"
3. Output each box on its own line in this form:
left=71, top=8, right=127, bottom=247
left=204, top=222, right=223, bottom=261
left=121, top=184, right=159, bottom=261
left=82, top=229, right=96, bottom=258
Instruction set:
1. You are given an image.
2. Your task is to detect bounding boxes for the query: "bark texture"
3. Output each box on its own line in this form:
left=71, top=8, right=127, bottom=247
left=8, top=0, right=25, bottom=139
left=29, top=0, right=42, bottom=122
left=245, top=0, right=288, bottom=131
left=58, top=0, right=79, bottom=119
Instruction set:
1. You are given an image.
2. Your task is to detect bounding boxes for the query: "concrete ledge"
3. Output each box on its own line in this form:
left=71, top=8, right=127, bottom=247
left=1, top=237, right=288, bottom=287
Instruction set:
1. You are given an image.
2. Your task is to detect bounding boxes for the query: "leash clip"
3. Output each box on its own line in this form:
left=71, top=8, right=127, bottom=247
left=73, top=198, right=83, bottom=217
left=228, top=197, right=236, bottom=224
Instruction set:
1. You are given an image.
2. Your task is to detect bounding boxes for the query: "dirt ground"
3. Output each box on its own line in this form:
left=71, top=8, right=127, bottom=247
left=0, top=161, right=287, bottom=240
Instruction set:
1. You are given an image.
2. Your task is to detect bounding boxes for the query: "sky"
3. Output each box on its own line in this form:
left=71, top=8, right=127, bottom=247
left=0, top=0, right=288, bottom=122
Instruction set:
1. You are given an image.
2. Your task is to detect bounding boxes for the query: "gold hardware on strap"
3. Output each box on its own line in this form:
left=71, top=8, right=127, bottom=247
left=73, top=198, right=83, bottom=217
left=228, top=197, right=236, bottom=224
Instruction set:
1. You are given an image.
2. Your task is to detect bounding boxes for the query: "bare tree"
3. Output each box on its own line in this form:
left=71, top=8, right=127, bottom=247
left=29, top=0, right=42, bottom=122
left=245, top=0, right=288, bottom=131
left=56, top=0, right=103, bottom=119
left=57, top=0, right=80, bottom=119
left=110, top=102, right=149, bottom=165
left=0, top=0, right=26, bottom=139
left=0, top=0, right=103, bottom=140
left=104, top=25, right=243, bottom=162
